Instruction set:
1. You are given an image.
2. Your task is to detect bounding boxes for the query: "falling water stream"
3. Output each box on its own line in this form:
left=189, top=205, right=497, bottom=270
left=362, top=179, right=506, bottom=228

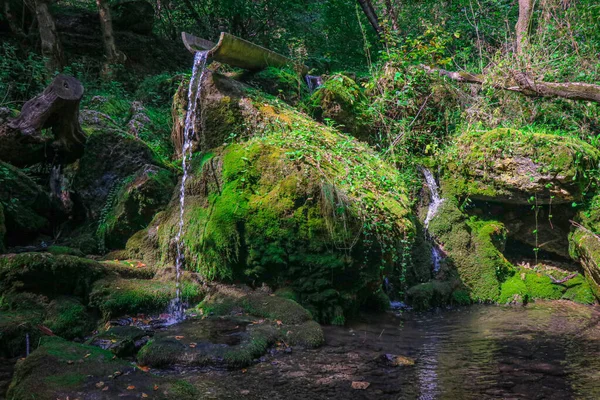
left=170, top=50, right=209, bottom=322
left=421, top=167, right=445, bottom=273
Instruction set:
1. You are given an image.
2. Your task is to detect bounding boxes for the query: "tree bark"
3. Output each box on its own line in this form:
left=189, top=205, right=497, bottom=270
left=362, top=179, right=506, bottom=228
left=422, top=65, right=600, bottom=104
left=33, top=0, right=64, bottom=71
left=357, top=0, right=382, bottom=35
left=515, top=0, right=534, bottom=55
left=384, top=0, right=399, bottom=32
left=1, top=75, right=86, bottom=166
left=96, top=0, right=126, bottom=75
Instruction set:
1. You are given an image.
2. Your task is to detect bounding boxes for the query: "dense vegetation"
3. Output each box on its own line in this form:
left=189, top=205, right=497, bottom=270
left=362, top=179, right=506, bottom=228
left=1, top=0, right=600, bottom=397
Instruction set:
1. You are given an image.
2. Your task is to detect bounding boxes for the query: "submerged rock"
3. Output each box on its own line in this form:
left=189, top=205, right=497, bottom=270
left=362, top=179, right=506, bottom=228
left=133, top=71, right=414, bottom=323
left=442, top=128, right=600, bottom=204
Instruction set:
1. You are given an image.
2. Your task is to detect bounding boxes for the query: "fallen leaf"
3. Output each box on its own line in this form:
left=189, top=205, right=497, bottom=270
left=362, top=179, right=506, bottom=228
left=95, top=381, right=104, bottom=388
left=241, top=369, right=247, bottom=373
left=153, top=385, right=159, bottom=391
left=189, top=344, right=196, bottom=348
left=126, top=385, right=135, bottom=390
left=142, top=394, right=148, bottom=398
left=138, top=365, right=150, bottom=372
left=276, top=320, right=282, bottom=326
left=67, top=360, right=74, bottom=365
left=113, top=371, right=122, bottom=378
left=175, top=336, right=184, bottom=340
left=84, top=353, right=91, bottom=358
left=102, top=386, right=109, bottom=391
left=351, top=381, right=370, bottom=390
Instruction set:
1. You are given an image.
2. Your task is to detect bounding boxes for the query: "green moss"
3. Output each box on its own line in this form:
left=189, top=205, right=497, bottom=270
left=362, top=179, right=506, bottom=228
left=7, top=336, right=192, bottom=399
left=250, top=66, right=307, bottom=105
left=428, top=200, right=512, bottom=302
left=286, top=320, right=325, bottom=348
left=406, top=281, right=453, bottom=311
left=0, top=253, right=107, bottom=299
left=222, top=324, right=279, bottom=367
left=562, top=274, right=596, bottom=304
left=524, top=272, right=565, bottom=300
left=89, top=277, right=202, bottom=320
left=46, top=246, right=85, bottom=257
left=43, top=296, right=95, bottom=340
left=101, top=260, right=156, bottom=279
left=499, top=273, right=529, bottom=304
left=137, top=338, right=187, bottom=367
left=99, top=167, right=176, bottom=250
left=442, top=128, right=600, bottom=203
left=274, top=287, right=299, bottom=302
left=0, top=309, right=44, bottom=357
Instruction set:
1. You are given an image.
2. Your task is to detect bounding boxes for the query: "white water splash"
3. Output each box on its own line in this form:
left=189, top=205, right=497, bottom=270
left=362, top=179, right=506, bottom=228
left=421, top=168, right=445, bottom=273
left=422, top=167, right=444, bottom=229
left=169, top=51, right=209, bottom=323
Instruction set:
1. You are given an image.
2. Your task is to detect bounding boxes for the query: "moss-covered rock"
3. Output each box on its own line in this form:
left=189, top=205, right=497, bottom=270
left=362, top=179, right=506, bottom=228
left=46, top=245, right=85, bottom=257
left=73, top=130, right=170, bottom=223
left=97, top=166, right=176, bottom=249
left=0, top=309, right=45, bottom=358
left=0, top=253, right=107, bottom=299
left=247, top=67, right=308, bottom=105
left=43, top=296, right=95, bottom=340
left=428, top=200, right=513, bottom=302
left=309, top=74, right=374, bottom=142
left=88, top=277, right=202, bottom=320
left=132, top=72, right=414, bottom=323
left=442, top=128, right=600, bottom=204
left=88, top=325, right=150, bottom=357
left=0, top=161, right=51, bottom=244
left=286, top=320, right=325, bottom=348
left=569, top=194, right=600, bottom=301
left=7, top=336, right=198, bottom=399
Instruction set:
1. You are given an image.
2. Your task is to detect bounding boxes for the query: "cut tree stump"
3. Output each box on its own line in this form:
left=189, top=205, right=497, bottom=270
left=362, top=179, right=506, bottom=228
left=0, top=74, right=86, bottom=166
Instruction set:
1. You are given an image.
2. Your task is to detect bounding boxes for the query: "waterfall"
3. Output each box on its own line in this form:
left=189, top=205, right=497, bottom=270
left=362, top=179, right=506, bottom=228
left=305, top=75, right=323, bottom=91
left=421, top=167, right=445, bottom=273
left=169, top=50, right=209, bottom=323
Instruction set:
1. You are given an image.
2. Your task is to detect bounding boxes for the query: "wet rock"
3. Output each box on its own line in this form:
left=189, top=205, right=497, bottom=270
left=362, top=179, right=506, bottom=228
left=378, top=353, right=415, bottom=367
left=88, top=325, right=150, bottom=357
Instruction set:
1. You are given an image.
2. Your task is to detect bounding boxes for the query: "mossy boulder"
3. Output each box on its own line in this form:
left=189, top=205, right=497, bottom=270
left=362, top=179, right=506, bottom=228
left=442, top=128, right=600, bottom=204
left=133, top=73, right=414, bottom=323
left=0, top=253, right=107, bottom=299
left=428, top=199, right=513, bottom=302
left=7, top=336, right=199, bottom=400
left=309, top=74, right=374, bottom=142
left=42, top=296, right=95, bottom=340
left=88, top=277, right=203, bottom=320
left=73, top=130, right=169, bottom=223
left=97, top=165, right=176, bottom=250
left=498, top=268, right=594, bottom=305
left=0, top=161, right=51, bottom=244
left=0, top=309, right=45, bottom=358
left=569, top=194, right=600, bottom=300
left=247, top=66, right=307, bottom=105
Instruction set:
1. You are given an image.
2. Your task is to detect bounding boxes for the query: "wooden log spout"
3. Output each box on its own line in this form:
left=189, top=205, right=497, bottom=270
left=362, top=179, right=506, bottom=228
left=1, top=74, right=86, bottom=166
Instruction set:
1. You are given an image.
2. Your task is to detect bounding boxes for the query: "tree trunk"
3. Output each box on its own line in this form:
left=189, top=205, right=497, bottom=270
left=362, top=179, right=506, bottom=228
left=357, top=0, right=382, bottom=35
left=33, top=0, right=64, bottom=71
left=384, top=0, right=399, bottom=32
left=422, top=65, right=600, bottom=104
left=96, top=0, right=126, bottom=75
left=1, top=75, right=86, bottom=166
left=515, top=0, right=534, bottom=55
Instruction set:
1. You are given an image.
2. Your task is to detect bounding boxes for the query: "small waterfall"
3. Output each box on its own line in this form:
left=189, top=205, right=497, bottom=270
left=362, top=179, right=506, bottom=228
left=305, top=75, right=323, bottom=91
left=25, top=333, right=30, bottom=356
left=421, top=167, right=445, bottom=273
left=170, top=50, right=209, bottom=323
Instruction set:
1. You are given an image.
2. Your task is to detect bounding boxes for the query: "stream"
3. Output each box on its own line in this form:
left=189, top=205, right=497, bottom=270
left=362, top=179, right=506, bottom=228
left=172, top=302, right=600, bottom=399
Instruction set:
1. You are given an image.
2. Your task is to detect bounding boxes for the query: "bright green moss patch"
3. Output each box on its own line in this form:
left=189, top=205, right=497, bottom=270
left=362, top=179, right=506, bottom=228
left=46, top=246, right=85, bottom=257
left=89, top=277, right=202, bottom=320
left=562, top=274, right=596, bottom=304
left=499, top=273, right=529, bottom=304
left=286, top=320, right=325, bottom=348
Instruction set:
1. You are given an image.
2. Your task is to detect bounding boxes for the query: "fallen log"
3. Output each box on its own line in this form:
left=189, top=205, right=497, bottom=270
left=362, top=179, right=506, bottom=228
left=0, top=74, right=86, bottom=166
left=422, top=65, right=600, bottom=104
